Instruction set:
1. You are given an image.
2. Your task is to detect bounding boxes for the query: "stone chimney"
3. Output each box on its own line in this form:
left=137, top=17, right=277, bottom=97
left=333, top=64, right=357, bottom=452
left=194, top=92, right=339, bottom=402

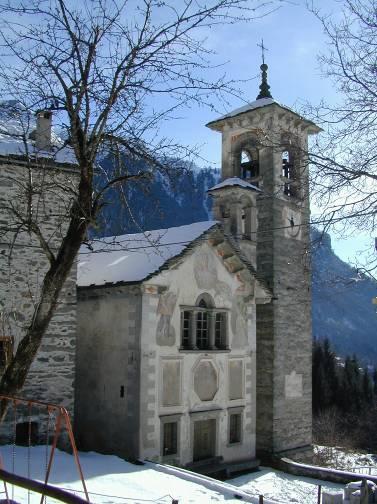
left=35, top=110, right=52, bottom=151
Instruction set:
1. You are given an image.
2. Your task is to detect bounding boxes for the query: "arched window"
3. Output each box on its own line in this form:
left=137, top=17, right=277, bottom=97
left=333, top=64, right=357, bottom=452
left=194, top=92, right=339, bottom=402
left=241, top=209, right=246, bottom=236
left=281, top=150, right=297, bottom=197
left=239, top=196, right=257, bottom=240
left=180, top=294, right=228, bottom=351
left=239, top=148, right=259, bottom=181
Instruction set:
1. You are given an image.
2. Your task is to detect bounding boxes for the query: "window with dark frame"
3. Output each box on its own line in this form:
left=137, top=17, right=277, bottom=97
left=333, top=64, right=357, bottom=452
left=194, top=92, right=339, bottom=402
left=215, top=313, right=226, bottom=349
left=196, top=311, right=209, bottom=349
left=181, top=311, right=191, bottom=348
left=180, top=296, right=227, bottom=351
left=163, top=421, right=178, bottom=456
left=229, top=413, right=242, bottom=444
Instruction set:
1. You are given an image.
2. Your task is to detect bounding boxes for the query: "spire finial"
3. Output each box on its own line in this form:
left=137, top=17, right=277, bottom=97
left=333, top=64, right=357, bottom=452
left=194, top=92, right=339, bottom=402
left=256, top=39, right=273, bottom=100
left=258, top=38, right=267, bottom=65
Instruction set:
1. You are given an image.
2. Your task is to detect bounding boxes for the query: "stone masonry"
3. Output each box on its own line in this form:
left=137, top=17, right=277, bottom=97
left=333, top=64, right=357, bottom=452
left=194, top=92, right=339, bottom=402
left=206, top=90, right=320, bottom=459
left=0, top=155, right=78, bottom=442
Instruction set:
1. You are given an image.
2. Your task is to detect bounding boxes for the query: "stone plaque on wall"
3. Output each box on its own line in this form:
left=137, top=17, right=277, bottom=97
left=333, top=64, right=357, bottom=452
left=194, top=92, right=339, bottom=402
left=194, top=360, right=218, bottom=401
left=285, top=371, right=303, bottom=399
left=228, top=359, right=244, bottom=400
left=162, top=360, right=181, bottom=406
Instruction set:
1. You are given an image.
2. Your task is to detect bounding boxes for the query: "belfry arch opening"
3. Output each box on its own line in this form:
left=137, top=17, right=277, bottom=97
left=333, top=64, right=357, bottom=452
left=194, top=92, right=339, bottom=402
left=240, top=196, right=256, bottom=241
left=281, top=149, right=297, bottom=197
left=239, top=147, right=259, bottom=182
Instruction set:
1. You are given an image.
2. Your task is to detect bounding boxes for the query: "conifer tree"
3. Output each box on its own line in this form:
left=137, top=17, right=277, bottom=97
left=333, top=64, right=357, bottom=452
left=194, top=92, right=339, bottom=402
left=362, top=368, right=373, bottom=405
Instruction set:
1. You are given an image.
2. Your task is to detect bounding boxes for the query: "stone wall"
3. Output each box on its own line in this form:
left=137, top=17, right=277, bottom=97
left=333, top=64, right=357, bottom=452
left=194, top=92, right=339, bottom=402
left=0, top=157, right=78, bottom=442
left=256, top=132, right=312, bottom=456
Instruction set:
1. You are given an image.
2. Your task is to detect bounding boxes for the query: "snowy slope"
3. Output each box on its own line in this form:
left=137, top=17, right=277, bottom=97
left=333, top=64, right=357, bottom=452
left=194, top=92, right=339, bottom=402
left=0, top=445, right=346, bottom=504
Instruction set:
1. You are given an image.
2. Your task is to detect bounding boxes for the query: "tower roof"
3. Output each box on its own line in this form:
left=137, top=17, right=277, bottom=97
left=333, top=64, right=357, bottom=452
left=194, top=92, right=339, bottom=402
left=207, top=177, right=262, bottom=193
left=206, top=98, right=321, bottom=134
left=206, top=52, right=321, bottom=134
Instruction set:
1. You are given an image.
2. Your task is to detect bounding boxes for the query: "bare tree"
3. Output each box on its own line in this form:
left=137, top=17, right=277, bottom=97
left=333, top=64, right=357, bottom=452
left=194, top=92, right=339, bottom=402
left=0, top=0, right=277, bottom=415
left=306, top=0, right=377, bottom=260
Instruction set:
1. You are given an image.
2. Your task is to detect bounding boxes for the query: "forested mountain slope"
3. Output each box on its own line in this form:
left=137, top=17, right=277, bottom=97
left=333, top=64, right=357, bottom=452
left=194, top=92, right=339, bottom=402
left=312, top=229, right=377, bottom=365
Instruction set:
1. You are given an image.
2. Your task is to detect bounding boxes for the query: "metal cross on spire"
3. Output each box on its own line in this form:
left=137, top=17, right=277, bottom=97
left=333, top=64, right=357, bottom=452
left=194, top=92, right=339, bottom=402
left=256, top=39, right=273, bottom=100
left=257, top=39, right=268, bottom=65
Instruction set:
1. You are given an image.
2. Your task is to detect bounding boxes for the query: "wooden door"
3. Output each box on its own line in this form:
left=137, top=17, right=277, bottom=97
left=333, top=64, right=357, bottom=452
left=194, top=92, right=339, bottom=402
left=193, top=419, right=216, bottom=461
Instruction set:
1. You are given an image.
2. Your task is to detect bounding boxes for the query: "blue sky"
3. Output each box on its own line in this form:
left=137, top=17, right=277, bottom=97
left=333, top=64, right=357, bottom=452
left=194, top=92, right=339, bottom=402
left=2, top=0, right=370, bottom=264
left=155, top=0, right=373, bottom=265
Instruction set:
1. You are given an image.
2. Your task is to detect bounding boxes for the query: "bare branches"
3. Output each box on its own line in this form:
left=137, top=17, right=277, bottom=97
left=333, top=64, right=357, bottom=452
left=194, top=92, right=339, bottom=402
left=305, top=0, right=377, bottom=248
left=0, top=0, right=281, bottom=400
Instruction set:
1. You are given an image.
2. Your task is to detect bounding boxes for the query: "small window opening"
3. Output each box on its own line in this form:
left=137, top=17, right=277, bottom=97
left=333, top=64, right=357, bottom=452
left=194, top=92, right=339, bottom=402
left=282, top=150, right=296, bottom=197
left=16, top=421, right=39, bottom=446
left=240, top=149, right=259, bottom=182
left=241, top=209, right=246, bottom=235
left=163, top=422, right=178, bottom=456
left=229, top=413, right=242, bottom=444
left=221, top=206, right=230, bottom=219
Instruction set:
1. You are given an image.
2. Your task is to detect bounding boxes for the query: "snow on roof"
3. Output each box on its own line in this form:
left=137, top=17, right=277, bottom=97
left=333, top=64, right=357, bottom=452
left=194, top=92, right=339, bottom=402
left=207, top=97, right=276, bottom=124
left=206, top=97, right=321, bottom=132
left=0, top=101, right=76, bottom=165
left=78, top=220, right=218, bottom=287
left=208, top=177, right=261, bottom=192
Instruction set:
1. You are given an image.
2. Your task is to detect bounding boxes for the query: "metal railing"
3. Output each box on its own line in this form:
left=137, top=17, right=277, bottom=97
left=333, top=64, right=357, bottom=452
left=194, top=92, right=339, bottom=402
left=349, top=465, right=377, bottom=476
left=0, top=467, right=88, bottom=504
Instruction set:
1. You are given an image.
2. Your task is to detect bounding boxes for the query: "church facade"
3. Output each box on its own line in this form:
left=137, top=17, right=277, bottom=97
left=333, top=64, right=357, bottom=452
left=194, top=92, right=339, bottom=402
left=76, top=221, right=271, bottom=469
left=75, top=64, right=321, bottom=467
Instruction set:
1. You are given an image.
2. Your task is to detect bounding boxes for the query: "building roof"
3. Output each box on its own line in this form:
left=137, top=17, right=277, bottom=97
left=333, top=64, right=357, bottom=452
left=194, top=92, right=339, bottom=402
left=0, top=101, right=76, bottom=165
left=206, top=97, right=321, bottom=133
left=211, top=97, right=275, bottom=122
left=208, top=177, right=261, bottom=193
left=77, top=221, right=219, bottom=287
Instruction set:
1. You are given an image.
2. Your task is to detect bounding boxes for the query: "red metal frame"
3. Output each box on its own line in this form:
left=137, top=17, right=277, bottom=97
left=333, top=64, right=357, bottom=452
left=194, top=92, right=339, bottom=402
left=0, top=395, right=89, bottom=503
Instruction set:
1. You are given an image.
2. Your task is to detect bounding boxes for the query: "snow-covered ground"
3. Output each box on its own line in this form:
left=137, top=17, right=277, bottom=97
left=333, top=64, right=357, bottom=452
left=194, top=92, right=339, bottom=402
left=314, top=444, right=377, bottom=473
left=0, top=445, right=352, bottom=504
left=230, top=467, right=344, bottom=503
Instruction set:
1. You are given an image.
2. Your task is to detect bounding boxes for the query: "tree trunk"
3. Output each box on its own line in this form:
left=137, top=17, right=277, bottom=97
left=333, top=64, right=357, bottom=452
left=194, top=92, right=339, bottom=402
left=0, top=193, right=90, bottom=420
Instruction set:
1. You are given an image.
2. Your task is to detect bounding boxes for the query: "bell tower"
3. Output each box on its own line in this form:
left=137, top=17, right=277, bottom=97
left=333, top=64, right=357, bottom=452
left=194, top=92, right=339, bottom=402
left=207, top=58, right=321, bottom=460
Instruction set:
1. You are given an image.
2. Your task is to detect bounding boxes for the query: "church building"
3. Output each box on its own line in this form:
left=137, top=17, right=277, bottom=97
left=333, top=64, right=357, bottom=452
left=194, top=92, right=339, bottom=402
left=75, top=62, right=321, bottom=470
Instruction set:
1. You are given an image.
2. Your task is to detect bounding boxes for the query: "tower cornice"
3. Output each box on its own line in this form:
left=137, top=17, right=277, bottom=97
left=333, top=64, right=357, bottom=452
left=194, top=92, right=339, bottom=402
left=206, top=100, right=321, bottom=135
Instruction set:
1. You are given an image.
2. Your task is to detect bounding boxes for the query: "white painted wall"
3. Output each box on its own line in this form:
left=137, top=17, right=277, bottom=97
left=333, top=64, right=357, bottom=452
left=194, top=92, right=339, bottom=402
left=139, top=240, right=257, bottom=466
